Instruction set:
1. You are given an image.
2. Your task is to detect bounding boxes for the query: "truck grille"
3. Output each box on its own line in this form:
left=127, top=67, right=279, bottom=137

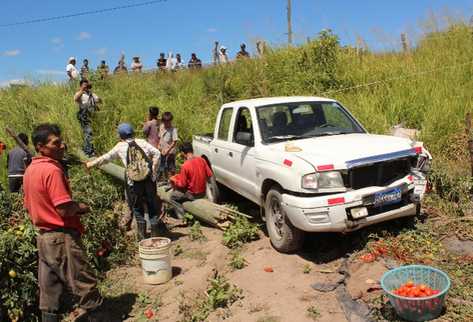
left=343, top=157, right=417, bottom=190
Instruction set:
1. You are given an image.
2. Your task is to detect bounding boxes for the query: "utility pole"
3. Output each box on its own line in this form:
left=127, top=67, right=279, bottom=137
left=287, top=0, right=293, bottom=45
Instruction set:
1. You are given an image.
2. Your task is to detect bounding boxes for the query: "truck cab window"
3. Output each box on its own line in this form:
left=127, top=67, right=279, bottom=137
left=217, top=108, right=233, bottom=141
left=233, top=108, right=254, bottom=146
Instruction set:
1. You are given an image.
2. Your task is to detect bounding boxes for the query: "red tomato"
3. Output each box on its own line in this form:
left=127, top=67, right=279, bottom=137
left=405, top=281, right=414, bottom=288
left=360, top=253, right=376, bottom=263
left=431, top=290, right=440, bottom=295
left=144, top=309, right=154, bottom=319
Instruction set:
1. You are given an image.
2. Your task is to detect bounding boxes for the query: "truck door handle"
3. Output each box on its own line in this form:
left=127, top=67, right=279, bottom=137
left=228, top=152, right=233, bottom=157
left=214, top=148, right=218, bottom=153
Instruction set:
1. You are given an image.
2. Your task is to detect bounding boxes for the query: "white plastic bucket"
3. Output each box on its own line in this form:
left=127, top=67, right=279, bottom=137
left=138, top=237, right=172, bottom=284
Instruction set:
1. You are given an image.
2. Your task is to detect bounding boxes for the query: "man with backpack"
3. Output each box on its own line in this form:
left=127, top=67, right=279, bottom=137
left=85, top=123, right=163, bottom=240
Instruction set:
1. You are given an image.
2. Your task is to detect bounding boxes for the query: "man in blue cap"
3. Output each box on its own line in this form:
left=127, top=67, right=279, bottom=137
left=86, top=123, right=164, bottom=239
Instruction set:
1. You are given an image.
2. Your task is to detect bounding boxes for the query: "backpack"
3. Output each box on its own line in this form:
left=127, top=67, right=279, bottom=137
left=126, top=140, right=151, bottom=182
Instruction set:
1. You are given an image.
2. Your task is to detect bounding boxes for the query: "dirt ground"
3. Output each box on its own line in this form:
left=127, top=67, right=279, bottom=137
left=97, top=217, right=393, bottom=322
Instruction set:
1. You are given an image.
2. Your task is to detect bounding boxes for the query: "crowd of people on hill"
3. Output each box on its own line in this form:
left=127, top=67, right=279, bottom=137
left=0, top=77, right=215, bottom=320
left=65, top=42, right=253, bottom=81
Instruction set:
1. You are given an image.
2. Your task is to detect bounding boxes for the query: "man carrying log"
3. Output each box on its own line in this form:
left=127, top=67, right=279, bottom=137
left=86, top=123, right=164, bottom=240
left=170, top=142, right=213, bottom=203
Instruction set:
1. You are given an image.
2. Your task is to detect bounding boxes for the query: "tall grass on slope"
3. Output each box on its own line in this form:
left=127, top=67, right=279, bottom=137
left=1, top=22, right=472, bottom=187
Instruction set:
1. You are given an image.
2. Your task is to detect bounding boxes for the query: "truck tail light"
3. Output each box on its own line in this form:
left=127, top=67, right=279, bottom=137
left=283, top=159, right=293, bottom=167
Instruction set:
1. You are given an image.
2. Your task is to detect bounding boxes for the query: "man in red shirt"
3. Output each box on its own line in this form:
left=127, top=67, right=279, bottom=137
left=170, top=142, right=213, bottom=203
left=23, top=124, right=102, bottom=322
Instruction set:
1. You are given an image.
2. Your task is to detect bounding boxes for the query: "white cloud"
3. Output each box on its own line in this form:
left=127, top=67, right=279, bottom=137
left=51, top=37, right=63, bottom=45
left=2, top=49, right=20, bottom=57
left=0, top=79, right=30, bottom=88
left=77, top=31, right=91, bottom=40
left=94, top=48, right=107, bottom=56
left=207, top=28, right=217, bottom=33
left=36, top=69, right=64, bottom=76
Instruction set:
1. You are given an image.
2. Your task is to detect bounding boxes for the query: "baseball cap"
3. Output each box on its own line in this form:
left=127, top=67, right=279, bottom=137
left=117, top=123, right=134, bottom=139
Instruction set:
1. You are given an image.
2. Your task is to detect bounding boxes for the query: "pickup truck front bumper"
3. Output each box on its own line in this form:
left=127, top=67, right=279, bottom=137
left=281, top=177, right=424, bottom=233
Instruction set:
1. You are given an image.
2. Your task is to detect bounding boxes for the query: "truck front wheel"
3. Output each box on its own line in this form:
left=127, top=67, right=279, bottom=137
left=265, top=188, right=304, bottom=253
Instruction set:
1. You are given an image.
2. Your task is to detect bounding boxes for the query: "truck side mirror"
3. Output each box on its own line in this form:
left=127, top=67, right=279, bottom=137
left=235, top=132, right=254, bottom=146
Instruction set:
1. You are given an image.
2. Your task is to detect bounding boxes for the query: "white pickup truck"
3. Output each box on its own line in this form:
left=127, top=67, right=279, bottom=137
left=193, top=97, right=430, bottom=252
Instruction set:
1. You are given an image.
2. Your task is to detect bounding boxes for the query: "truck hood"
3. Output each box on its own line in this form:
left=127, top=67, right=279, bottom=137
left=267, top=133, right=415, bottom=169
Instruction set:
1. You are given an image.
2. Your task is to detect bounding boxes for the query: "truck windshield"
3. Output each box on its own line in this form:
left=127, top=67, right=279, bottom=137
left=256, top=101, right=365, bottom=143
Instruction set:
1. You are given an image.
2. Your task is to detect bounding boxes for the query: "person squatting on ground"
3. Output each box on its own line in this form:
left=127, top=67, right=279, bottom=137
left=170, top=142, right=213, bottom=203
left=86, top=123, right=164, bottom=240
left=7, top=132, right=32, bottom=193
left=23, top=124, right=103, bottom=322
left=143, top=106, right=160, bottom=149
left=74, top=79, right=101, bottom=157
left=158, top=112, right=178, bottom=180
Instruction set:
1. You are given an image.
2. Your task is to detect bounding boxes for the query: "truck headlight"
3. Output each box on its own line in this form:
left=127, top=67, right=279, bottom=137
left=302, top=173, right=318, bottom=189
left=318, top=171, right=345, bottom=189
left=302, top=172, right=345, bottom=190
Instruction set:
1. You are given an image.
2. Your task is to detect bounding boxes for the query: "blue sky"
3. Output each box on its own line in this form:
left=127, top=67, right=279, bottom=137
left=0, top=0, right=472, bottom=85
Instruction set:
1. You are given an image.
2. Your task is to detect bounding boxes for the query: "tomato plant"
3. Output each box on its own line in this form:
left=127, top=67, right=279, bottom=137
left=0, top=167, right=136, bottom=321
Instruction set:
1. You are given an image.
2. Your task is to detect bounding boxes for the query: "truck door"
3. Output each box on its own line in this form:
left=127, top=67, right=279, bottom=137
left=210, top=107, right=235, bottom=187
left=225, top=107, right=259, bottom=203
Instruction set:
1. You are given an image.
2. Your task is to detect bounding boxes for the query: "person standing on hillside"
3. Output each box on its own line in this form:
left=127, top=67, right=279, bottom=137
left=86, top=123, right=164, bottom=239
left=213, top=41, right=220, bottom=64
left=24, top=123, right=103, bottom=322
left=158, top=112, right=178, bottom=180
left=188, top=53, right=202, bottom=69
left=66, top=57, right=79, bottom=81
left=175, top=53, right=185, bottom=70
left=236, top=43, right=250, bottom=59
left=97, top=60, right=109, bottom=79
left=113, top=60, right=128, bottom=74
left=80, top=59, right=90, bottom=80
left=7, top=133, right=32, bottom=193
left=74, top=80, right=101, bottom=157
left=157, top=53, right=167, bottom=71
left=143, top=106, right=160, bottom=149
left=165, top=52, right=177, bottom=71
left=219, top=46, right=229, bottom=64
left=131, top=56, right=143, bottom=73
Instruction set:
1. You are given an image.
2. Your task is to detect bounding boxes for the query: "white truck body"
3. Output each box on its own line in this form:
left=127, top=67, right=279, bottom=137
left=193, top=97, right=430, bottom=251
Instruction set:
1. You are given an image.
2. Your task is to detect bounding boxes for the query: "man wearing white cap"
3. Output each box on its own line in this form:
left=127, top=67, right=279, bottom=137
left=66, top=57, right=79, bottom=81
left=219, top=46, right=229, bottom=64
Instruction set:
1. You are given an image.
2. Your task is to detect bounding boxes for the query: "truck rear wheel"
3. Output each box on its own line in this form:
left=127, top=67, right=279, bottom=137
left=206, top=175, right=220, bottom=204
left=265, top=188, right=304, bottom=253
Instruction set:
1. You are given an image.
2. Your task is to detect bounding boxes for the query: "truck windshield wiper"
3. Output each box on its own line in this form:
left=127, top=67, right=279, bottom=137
left=265, top=135, right=306, bottom=142
left=311, top=131, right=353, bottom=137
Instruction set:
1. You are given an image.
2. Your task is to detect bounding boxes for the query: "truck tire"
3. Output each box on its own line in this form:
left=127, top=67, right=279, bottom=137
left=265, top=188, right=304, bottom=253
left=206, top=175, right=220, bottom=204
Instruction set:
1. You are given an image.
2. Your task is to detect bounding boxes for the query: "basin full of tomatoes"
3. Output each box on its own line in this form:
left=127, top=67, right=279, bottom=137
left=389, top=281, right=444, bottom=320
left=392, top=281, right=440, bottom=298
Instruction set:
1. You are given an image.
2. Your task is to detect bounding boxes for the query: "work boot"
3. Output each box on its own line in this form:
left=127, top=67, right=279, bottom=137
left=41, top=311, right=60, bottom=322
left=136, top=221, right=147, bottom=241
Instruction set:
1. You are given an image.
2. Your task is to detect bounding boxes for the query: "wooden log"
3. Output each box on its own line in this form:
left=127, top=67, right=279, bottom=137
left=5, top=127, right=33, bottom=156
left=74, top=149, right=245, bottom=230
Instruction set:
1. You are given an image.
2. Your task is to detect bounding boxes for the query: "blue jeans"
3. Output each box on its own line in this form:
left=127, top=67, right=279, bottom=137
left=77, top=111, right=95, bottom=157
